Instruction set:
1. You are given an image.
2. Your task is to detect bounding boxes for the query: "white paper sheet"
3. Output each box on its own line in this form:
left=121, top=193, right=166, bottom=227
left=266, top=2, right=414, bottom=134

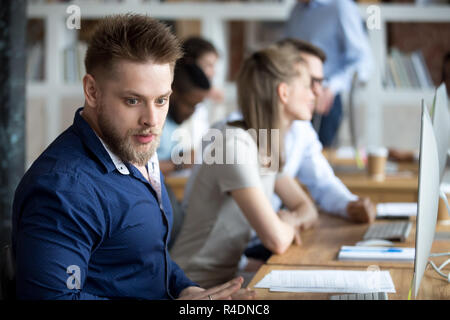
left=377, top=202, right=417, bottom=217
left=254, top=270, right=396, bottom=294
left=338, top=246, right=415, bottom=262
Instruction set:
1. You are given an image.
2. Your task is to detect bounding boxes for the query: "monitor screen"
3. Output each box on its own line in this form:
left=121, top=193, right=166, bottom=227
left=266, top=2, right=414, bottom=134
left=413, top=100, right=440, bottom=298
left=431, top=83, right=450, bottom=182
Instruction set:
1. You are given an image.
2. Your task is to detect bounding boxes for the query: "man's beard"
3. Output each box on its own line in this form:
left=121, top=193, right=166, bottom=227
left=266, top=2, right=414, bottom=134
left=97, top=104, right=161, bottom=167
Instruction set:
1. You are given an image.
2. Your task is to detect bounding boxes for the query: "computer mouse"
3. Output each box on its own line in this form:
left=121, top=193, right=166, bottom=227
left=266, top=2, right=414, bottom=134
left=355, top=239, right=395, bottom=247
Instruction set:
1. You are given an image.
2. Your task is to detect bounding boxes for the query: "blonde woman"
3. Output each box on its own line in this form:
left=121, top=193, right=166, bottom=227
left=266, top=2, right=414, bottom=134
left=170, top=46, right=318, bottom=287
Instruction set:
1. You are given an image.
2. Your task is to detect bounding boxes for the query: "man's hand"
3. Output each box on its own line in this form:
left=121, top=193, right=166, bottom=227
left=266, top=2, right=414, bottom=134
left=315, top=87, right=335, bottom=115
left=346, top=197, right=376, bottom=223
left=177, top=277, right=255, bottom=300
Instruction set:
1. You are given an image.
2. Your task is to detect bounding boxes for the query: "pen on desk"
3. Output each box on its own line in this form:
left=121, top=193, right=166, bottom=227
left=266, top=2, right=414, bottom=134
left=341, top=247, right=404, bottom=253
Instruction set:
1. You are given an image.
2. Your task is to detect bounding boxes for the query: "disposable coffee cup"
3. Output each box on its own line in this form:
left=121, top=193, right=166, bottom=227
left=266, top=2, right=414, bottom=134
left=367, top=147, right=388, bottom=181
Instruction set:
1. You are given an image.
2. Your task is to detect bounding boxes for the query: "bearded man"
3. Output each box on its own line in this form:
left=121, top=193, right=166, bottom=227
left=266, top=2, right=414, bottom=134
left=11, top=14, right=252, bottom=301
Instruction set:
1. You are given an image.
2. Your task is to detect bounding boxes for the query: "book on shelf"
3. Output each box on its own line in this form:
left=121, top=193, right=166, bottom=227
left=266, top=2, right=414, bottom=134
left=391, top=48, right=411, bottom=88
left=27, top=43, right=44, bottom=82
left=384, top=48, right=434, bottom=90
left=411, top=50, right=434, bottom=89
left=63, top=41, right=87, bottom=83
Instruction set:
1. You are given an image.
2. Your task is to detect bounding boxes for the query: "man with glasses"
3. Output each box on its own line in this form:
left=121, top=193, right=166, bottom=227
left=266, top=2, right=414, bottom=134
left=274, top=38, right=375, bottom=225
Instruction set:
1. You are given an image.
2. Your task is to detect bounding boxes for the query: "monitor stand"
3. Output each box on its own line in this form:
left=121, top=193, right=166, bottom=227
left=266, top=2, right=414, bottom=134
left=428, top=253, right=450, bottom=282
left=431, top=190, right=450, bottom=282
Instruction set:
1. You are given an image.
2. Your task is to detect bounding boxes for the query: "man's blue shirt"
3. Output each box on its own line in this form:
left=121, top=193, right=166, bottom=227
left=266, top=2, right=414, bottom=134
left=11, top=108, right=197, bottom=300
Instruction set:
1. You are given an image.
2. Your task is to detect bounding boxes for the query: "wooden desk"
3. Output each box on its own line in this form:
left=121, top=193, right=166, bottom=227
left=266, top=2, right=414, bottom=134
left=323, top=148, right=419, bottom=203
left=335, top=172, right=418, bottom=203
left=165, top=176, right=188, bottom=201
left=247, top=264, right=449, bottom=300
left=267, top=213, right=450, bottom=269
left=165, top=168, right=418, bottom=204
left=322, top=148, right=419, bottom=174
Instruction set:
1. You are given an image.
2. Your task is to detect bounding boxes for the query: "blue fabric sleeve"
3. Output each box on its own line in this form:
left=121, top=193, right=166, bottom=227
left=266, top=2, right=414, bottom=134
left=14, top=173, right=108, bottom=300
left=329, top=0, right=373, bottom=93
left=168, top=258, right=200, bottom=298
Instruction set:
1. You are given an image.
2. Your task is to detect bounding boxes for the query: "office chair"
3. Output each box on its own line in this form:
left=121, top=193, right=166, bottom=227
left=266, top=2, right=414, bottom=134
left=166, top=185, right=185, bottom=250
left=1, top=244, right=16, bottom=300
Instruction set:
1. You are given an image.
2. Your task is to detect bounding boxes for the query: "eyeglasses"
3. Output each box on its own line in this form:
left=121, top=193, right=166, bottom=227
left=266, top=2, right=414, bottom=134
left=311, top=76, right=328, bottom=88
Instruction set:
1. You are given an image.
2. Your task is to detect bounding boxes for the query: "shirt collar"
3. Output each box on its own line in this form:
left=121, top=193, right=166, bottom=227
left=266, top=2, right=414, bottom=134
left=96, top=136, right=131, bottom=175
left=72, top=107, right=160, bottom=177
left=97, top=135, right=160, bottom=179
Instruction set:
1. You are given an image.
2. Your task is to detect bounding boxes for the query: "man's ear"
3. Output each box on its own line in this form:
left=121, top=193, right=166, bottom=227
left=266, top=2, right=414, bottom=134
left=277, top=82, right=290, bottom=106
left=83, top=73, right=99, bottom=108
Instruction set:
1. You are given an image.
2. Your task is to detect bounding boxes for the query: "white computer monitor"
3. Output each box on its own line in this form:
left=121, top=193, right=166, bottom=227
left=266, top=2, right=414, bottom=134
left=431, top=83, right=450, bottom=182
left=431, top=83, right=450, bottom=216
left=412, top=100, right=440, bottom=298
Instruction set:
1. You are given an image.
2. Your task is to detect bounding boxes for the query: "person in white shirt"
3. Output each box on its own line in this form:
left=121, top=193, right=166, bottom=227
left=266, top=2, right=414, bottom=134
left=170, top=45, right=319, bottom=287
left=275, top=38, right=376, bottom=222
left=242, top=39, right=376, bottom=263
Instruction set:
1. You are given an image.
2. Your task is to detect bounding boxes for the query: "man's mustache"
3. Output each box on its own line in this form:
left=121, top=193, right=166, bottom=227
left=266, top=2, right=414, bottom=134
left=128, top=128, right=162, bottom=136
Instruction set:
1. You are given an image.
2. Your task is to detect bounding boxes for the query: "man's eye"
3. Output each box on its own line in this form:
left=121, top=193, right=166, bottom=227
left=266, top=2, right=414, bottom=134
left=126, top=98, right=139, bottom=105
left=156, top=97, right=168, bottom=105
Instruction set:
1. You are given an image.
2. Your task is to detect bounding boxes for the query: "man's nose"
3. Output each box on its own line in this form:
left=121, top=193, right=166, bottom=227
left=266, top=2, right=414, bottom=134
left=140, top=104, right=158, bottom=127
left=312, top=83, right=323, bottom=97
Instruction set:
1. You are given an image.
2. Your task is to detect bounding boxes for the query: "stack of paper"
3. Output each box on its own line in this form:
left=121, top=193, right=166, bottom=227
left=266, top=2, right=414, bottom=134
left=338, top=246, right=415, bottom=262
left=335, top=146, right=356, bottom=159
left=377, top=202, right=417, bottom=218
left=254, top=270, right=396, bottom=294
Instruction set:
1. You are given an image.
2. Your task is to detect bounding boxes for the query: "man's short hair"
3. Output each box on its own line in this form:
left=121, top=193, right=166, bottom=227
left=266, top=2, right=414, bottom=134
left=85, top=14, right=183, bottom=78
left=276, top=38, right=326, bottom=62
left=182, top=36, right=218, bottom=64
left=172, top=60, right=211, bottom=94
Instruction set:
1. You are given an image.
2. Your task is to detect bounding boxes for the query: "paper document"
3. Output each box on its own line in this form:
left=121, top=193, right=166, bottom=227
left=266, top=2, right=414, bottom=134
left=377, top=202, right=417, bottom=218
left=335, top=146, right=356, bottom=159
left=254, top=270, right=396, bottom=294
left=338, top=246, right=415, bottom=262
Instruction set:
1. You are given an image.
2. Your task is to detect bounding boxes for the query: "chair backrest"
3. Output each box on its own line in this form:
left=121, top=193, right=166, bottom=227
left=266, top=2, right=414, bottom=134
left=1, top=245, right=16, bottom=300
left=165, top=185, right=185, bottom=250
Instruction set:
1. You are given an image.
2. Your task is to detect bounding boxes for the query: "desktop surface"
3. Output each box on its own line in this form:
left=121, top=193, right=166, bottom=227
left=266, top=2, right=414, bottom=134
left=247, top=264, right=450, bottom=300
left=267, top=213, right=450, bottom=269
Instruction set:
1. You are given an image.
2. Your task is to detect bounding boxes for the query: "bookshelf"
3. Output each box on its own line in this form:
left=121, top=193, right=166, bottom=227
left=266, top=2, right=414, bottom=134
left=25, top=0, right=450, bottom=167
